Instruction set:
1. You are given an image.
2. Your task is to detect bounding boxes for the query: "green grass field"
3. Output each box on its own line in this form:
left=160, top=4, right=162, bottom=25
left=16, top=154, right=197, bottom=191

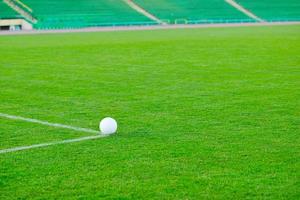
left=0, top=25, right=299, bottom=199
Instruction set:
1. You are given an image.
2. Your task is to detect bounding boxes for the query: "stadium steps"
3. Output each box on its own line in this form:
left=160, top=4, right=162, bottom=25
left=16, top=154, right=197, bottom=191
left=2, top=0, right=36, bottom=23
left=19, top=0, right=155, bottom=29
left=236, top=0, right=300, bottom=22
left=225, top=0, right=264, bottom=22
left=133, top=0, right=254, bottom=24
left=0, top=0, right=21, bottom=19
left=2, top=0, right=300, bottom=29
left=123, top=0, right=166, bottom=25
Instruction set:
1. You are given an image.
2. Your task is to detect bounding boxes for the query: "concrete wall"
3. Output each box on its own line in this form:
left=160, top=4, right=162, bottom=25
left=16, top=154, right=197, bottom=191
left=0, top=19, right=33, bottom=30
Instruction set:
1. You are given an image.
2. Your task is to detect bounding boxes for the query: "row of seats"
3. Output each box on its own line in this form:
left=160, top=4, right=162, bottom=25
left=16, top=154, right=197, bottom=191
left=134, top=0, right=253, bottom=23
left=237, top=0, right=300, bottom=21
left=0, top=0, right=21, bottom=19
left=20, top=0, right=154, bottom=28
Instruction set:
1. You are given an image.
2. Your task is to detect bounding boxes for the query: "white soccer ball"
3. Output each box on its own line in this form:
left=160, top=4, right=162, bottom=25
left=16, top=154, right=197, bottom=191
left=99, top=117, right=117, bottom=135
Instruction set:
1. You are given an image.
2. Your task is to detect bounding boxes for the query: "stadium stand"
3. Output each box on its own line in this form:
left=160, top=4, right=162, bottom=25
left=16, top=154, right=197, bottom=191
left=1, top=0, right=300, bottom=30
left=20, top=0, right=155, bottom=29
left=0, top=1, right=21, bottom=19
left=133, top=0, right=254, bottom=24
left=236, top=0, right=300, bottom=21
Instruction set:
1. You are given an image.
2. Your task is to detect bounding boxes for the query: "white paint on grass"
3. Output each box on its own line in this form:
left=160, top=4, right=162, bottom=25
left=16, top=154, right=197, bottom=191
left=0, top=112, right=99, bottom=134
left=0, top=112, right=108, bottom=154
left=0, top=135, right=106, bottom=154
left=225, top=0, right=265, bottom=22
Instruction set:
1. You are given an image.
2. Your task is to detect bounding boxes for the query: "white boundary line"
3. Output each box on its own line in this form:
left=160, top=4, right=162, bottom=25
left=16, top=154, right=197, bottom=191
left=225, top=0, right=265, bottom=22
left=0, top=112, right=99, bottom=134
left=0, top=112, right=106, bottom=154
left=0, top=135, right=106, bottom=154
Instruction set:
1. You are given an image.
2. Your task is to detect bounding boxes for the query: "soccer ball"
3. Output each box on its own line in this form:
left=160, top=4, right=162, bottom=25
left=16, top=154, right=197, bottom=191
left=99, top=117, right=117, bottom=135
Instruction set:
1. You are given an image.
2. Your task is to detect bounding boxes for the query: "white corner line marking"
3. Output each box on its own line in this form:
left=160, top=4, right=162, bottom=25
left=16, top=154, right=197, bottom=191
left=0, top=112, right=109, bottom=154
left=0, top=112, right=99, bottom=134
left=0, top=135, right=107, bottom=154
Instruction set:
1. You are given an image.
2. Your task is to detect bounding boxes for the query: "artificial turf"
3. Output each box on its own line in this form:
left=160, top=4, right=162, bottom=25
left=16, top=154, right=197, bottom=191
left=0, top=25, right=299, bottom=199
